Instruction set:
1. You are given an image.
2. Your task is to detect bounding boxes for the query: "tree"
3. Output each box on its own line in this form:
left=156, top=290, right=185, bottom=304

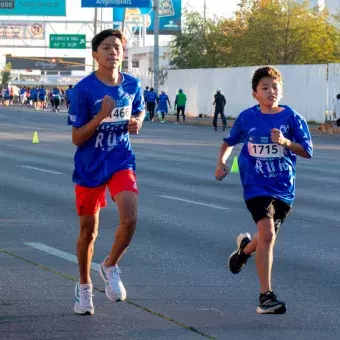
left=170, top=9, right=234, bottom=69
left=170, top=1, right=340, bottom=69
left=233, top=0, right=340, bottom=66
left=1, top=62, right=11, bottom=85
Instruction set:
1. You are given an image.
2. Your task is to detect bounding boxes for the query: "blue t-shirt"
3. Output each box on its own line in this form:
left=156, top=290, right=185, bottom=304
left=20, top=88, right=26, bottom=95
left=30, top=88, right=38, bottom=99
left=68, top=72, right=145, bottom=187
left=224, top=105, right=313, bottom=205
left=39, top=88, right=46, bottom=98
left=158, top=93, right=169, bottom=112
left=146, top=91, right=158, bottom=103
left=66, top=88, right=73, bottom=102
left=52, top=89, right=61, bottom=98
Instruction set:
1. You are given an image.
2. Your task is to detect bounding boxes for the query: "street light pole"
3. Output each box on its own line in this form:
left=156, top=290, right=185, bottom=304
left=203, top=0, right=207, bottom=31
left=92, top=7, right=98, bottom=72
left=153, top=0, right=160, bottom=94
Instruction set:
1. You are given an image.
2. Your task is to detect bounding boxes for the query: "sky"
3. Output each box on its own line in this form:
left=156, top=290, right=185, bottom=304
left=0, top=0, right=240, bottom=69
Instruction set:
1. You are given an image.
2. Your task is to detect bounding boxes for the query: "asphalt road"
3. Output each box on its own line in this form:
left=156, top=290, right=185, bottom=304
left=0, top=106, right=340, bottom=340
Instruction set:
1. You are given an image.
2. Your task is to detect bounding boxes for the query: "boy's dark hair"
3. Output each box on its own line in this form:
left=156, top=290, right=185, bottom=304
left=336, top=94, right=340, bottom=100
left=252, top=67, right=282, bottom=92
left=150, top=87, right=154, bottom=91
left=92, top=29, right=126, bottom=52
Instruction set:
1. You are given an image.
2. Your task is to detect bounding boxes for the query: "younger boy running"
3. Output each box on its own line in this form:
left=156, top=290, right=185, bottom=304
left=215, top=67, right=313, bottom=314
left=68, top=29, right=145, bottom=315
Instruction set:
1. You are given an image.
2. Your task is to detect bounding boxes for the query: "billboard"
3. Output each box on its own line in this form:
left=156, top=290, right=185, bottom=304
left=0, top=21, right=45, bottom=40
left=113, top=0, right=181, bottom=35
left=81, top=0, right=151, bottom=8
left=0, top=0, right=66, bottom=16
left=6, top=56, right=86, bottom=71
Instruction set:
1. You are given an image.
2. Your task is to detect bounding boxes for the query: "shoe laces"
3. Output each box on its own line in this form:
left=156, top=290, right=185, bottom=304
left=261, top=291, right=277, bottom=303
left=107, top=266, right=122, bottom=286
left=80, top=287, right=94, bottom=305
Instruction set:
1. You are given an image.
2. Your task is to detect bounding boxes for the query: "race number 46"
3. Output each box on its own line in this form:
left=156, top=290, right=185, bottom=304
left=248, top=142, right=284, bottom=158
left=0, top=0, right=14, bottom=9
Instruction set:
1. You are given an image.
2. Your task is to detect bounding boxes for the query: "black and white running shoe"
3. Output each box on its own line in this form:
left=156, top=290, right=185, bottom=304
left=228, top=233, right=251, bottom=274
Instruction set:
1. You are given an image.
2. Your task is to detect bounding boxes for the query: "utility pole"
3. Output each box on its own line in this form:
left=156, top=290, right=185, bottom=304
left=153, top=0, right=160, bottom=94
left=92, top=7, right=98, bottom=72
left=203, top=0, right=207, bottom=32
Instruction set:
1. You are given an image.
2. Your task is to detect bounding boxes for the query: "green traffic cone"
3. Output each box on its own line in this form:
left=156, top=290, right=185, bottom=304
left=230, top=156, right=239, bottom=173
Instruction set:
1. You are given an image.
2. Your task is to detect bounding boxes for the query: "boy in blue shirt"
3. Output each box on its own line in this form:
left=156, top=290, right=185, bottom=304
left=215, top=67, right=313, bottom=315
left=68, top=29, right=145, bottom=315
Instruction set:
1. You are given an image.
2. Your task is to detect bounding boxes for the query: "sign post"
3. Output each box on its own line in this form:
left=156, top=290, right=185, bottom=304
left=49, top=34, right=86, bottom=49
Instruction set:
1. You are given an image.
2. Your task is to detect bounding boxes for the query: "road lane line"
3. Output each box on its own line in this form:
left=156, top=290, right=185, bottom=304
left=1, top=246, right=214, bottom=339
left=158, top=195, right=229, bottom=210
left=24, top=242, right=100, bottom=271
left=20, top=165, right=63, bottom=175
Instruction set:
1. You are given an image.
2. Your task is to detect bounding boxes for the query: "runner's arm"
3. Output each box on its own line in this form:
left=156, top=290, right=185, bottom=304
left=217, top=141, right=234, bottom=166
left=72, top=96, right=114, bottom=147
left=283, top=139, right=311, bottom=158
left=72, top=116, right=103, bottom=147
left=134, top=110, right=146, bottom=129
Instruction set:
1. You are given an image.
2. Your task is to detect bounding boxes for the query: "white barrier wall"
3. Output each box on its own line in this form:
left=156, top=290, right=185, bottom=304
left=136, top=64, right=330, bottom=122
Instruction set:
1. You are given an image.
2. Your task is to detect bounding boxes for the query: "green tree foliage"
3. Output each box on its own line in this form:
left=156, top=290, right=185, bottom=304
left=170, top=0, right=340, bottom=68
left=1, top=62, right=11, bottom=85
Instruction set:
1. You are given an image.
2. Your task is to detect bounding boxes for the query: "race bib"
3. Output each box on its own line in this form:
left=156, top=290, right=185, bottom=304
left=248, top=142, right=284, bottom=158
left=102, top=106, right=131, bottom=123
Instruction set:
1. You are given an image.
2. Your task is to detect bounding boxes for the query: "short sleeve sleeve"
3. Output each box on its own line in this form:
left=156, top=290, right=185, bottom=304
left=290, top=113, right=313, bottom=158
left=67, top=84, right=91, bottom=127
left=223, top=113, right=246, bottom=146
left=132, top=80, right=145, bottom=115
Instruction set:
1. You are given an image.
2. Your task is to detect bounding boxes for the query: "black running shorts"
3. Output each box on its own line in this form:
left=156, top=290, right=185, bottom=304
left=245, top=196, right=291, bottom=228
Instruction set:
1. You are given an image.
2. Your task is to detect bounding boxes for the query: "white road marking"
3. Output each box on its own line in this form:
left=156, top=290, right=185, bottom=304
left=20, top=165, right=63, bottom=175
left=24, top=242, right=100, bottom=271
left=158, top=195, right=229, bottom=210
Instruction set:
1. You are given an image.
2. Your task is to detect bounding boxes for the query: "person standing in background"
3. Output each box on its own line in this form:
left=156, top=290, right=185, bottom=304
left=145, top=87, right=158, bottom=122
left=213, top=89, right=227, bottom=132
left=143, top=86, right=149, bottom=101
left=174, top=89, right=187, bottom=124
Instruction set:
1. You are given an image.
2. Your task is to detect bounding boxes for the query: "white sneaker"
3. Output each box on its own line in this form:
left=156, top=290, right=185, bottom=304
left=100, top=257, right=127, bottom=301
left=74, top=282, right=94, bottom=315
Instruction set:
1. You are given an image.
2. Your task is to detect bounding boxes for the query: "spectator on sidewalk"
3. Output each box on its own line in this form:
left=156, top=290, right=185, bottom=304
left=175, top=89, right=187, bottom=124
left=213, top=88, right=227, bottom=131
left=145, top=87, right=158, bottom=122
left=333, top=93, right=340, bottom=120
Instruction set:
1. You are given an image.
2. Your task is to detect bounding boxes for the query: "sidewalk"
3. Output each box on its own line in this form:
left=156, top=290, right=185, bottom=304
left=149, top=115, right=331, bottom=134
left=4, top=104, right=339, bottom=134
